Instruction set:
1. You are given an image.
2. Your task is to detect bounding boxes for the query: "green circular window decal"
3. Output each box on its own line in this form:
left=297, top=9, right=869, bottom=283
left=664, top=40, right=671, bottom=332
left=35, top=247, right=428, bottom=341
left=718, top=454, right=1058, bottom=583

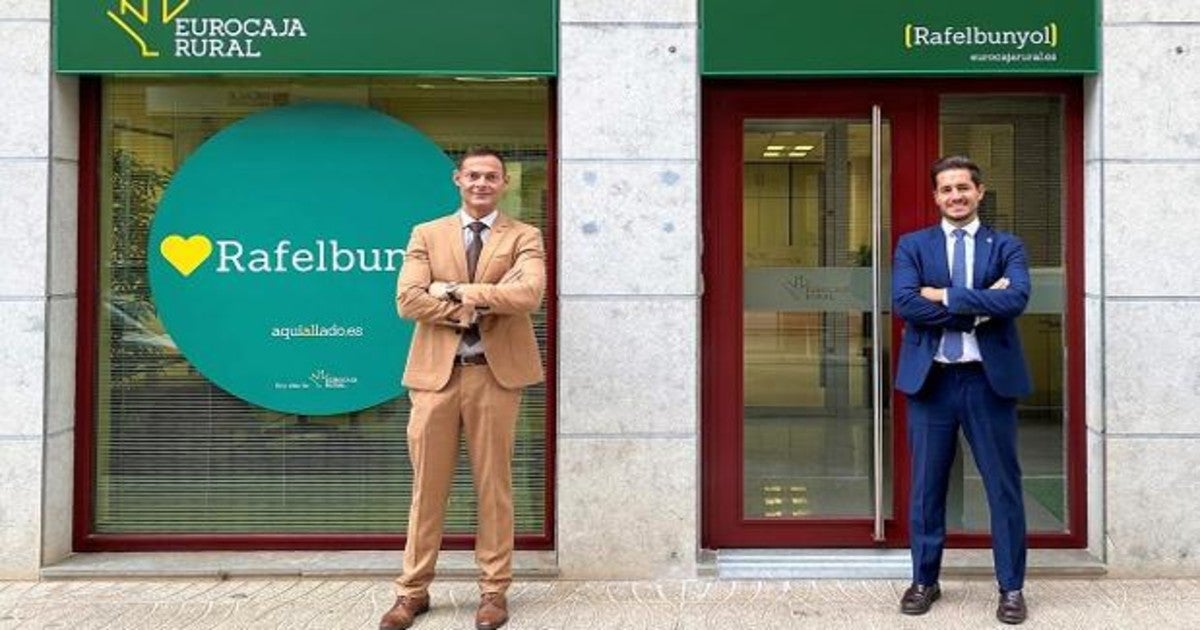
left=148, top=103, right=455, bottom=415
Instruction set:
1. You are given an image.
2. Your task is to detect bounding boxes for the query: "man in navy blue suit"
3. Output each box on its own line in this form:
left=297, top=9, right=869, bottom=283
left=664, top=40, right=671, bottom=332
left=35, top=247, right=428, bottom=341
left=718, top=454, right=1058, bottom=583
left=893, top=156, right=1032, bottom=625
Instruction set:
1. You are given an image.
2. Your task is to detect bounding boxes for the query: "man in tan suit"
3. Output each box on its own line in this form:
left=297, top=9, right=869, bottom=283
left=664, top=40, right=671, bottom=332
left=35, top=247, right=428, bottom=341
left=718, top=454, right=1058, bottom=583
left=379, top=147, right=545, bottom=630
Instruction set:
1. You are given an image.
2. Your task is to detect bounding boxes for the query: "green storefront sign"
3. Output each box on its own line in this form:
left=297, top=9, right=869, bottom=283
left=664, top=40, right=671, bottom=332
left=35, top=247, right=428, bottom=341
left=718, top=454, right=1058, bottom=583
left=55, top=0, right=556, bottom=74
left=703, top=0, right=1099, bottom=75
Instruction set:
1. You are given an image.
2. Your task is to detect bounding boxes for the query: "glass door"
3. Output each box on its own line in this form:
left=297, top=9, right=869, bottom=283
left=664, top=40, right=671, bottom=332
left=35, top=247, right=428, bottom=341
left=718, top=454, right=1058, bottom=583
left=704, top=84, right=929, bottom=547
left=703, top=80, right=1085, bottom=551
left=742, top=118, right=890, bottom=522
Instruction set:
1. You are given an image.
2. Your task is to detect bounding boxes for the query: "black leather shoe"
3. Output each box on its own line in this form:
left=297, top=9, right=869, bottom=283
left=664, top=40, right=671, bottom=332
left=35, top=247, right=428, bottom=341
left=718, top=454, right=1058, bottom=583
left=900, top=583, right=941, bottom=615
left=996, top=590, right=1027, bottom=624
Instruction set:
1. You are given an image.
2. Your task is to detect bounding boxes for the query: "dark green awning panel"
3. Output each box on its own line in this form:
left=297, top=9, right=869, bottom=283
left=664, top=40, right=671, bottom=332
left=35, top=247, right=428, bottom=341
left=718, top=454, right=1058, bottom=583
left=702, top=0, right=1098, bottom=76
left=55, top=1, right=556, bottom=75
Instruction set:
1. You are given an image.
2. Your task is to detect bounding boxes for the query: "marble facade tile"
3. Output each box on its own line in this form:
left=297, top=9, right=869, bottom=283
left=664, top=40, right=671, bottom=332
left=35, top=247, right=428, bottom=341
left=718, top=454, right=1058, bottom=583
left=0, top=20, right=49, bottom=158
left=557, top=437, right=696, bottom=578
left=1105, top=1, right=1200, bottom=23
left=0, top=439, right=42, bottom=579
left=0, top=0, right=48, bottom=19
left=1087, top=427, right=1106, bottom=560
left=51, top=75, right=80, bottom=162
left=0, top=300, right=46, bottom=437
left=0, top=160, right=48, bottom=297
left=45, top=297, right=76, bottom=436
left=49, top=160, right=78, bottom=297
left=1084, top=159, right=1101, bottom=298
left=1085, top=296, right=1103, bottom=433
left=1083, top=77, right=1102, bottom=163
left=559, top=161, right=697, bottom=295
left=42, top=429, right=74, bottom=565
left=560, top=0, right=695, bottom=23
left=1106, top=437, right=1200, bottom=574
left=1102, top=25, right=1200, bottom=161
left=1105, top=301, right=1200, bottom=435
left=558, top=298, right=697, bottom=435
left=560, top=24, right=696, bottom=160
left=1104, top=163, right=1200, bottom=297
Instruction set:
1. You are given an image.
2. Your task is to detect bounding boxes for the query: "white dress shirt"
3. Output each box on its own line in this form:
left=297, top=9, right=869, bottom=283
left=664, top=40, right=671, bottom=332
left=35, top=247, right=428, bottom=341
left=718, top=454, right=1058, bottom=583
left=935, top=217, right=983, bottom=363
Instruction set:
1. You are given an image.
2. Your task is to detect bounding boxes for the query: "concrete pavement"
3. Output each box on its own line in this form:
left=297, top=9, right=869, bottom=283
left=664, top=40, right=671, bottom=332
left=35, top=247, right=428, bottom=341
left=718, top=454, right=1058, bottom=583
left=3, top=577, right=1199, bottom=629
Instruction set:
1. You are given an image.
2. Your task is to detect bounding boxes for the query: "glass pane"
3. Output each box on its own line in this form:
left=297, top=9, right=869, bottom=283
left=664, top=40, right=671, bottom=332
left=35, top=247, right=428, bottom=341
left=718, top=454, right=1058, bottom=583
left=97, top=77, right=549, bottom=534
left=940, top=94, right=1066, bottom=533
left=742, top=119, right=892, bottom=519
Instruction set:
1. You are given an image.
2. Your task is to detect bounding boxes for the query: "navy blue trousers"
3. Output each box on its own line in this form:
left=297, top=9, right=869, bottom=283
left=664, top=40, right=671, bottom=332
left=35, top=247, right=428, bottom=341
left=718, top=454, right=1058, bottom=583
left=906, top=363, right=1027, bottom=591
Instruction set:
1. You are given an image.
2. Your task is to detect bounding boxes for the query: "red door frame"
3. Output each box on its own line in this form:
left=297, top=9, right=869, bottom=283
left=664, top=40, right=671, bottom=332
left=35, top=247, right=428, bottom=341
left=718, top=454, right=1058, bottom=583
left=73, top=77, right=559, bottom=551
left=701, top=78, right=1086, bottom=550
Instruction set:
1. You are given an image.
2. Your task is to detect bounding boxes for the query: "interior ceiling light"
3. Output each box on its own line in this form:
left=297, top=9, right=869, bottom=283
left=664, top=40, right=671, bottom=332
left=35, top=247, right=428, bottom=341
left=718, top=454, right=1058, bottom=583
left=453, top=76, right=539, bottom=82
left=766, top=145, right=786, bottom=150
left=763, top=152, right=782, bottom=157
left=793, top=145, right=815, bottom=151
left=788, top=152, right=807, bottom=157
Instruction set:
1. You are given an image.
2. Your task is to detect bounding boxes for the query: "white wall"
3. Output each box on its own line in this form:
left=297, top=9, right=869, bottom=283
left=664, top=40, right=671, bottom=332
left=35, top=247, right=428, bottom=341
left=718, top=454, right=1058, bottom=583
left=0, top=0, right=45, bottom=578
left=0, top=0, right=77, bottom=579
left=1094, top=0, right=1200, bottom=576
left=556, top=0, right=701, bottom=577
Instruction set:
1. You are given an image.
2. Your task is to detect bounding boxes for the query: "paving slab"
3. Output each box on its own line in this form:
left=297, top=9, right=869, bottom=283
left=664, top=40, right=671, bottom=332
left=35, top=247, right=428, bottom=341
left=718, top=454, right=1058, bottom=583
left=3, top=578, right=1200, bottom=629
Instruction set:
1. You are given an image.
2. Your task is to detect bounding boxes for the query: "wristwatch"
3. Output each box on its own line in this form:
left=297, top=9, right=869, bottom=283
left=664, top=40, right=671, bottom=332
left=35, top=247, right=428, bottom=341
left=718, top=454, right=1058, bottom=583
left=444, top=282, right=462, bottom=303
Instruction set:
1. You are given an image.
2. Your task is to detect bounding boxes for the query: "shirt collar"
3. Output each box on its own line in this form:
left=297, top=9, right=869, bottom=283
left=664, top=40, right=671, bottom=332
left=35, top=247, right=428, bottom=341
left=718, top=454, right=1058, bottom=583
left=941, top=217, right=980, bottom=238
left=459, top=208, right=499, bottom=229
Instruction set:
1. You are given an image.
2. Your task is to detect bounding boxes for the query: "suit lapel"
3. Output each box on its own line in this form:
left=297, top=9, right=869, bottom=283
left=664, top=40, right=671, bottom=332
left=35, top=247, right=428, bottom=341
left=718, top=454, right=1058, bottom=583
left=973, top=225, right=995, bottom=289
left=476, top=212, right=510, bottom=281
left=442, top=213, right=469, bottom=282
left=926, top=226, right=951, bottom=287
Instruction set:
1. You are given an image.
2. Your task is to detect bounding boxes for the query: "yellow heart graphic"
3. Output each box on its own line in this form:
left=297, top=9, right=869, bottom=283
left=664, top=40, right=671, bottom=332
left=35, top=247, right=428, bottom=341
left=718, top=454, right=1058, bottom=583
left=160, top=234, right=213, bottom=277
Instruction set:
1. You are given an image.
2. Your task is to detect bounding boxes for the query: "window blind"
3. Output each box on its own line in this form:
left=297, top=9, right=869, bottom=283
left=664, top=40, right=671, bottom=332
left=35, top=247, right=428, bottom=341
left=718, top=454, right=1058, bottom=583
left=96, top=77, right=550, bottom=536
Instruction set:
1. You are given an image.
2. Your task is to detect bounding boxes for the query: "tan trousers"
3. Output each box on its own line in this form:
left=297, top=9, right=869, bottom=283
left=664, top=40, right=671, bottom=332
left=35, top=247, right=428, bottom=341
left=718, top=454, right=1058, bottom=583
left=395, top=364, right=522, bottom=597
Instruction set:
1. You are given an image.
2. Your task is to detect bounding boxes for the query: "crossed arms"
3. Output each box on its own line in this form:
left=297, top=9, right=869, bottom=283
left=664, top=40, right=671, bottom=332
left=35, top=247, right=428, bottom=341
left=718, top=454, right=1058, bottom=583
left=395, top=224, right=546, bottom=327
left=892, top=234, right=1031, bottom=331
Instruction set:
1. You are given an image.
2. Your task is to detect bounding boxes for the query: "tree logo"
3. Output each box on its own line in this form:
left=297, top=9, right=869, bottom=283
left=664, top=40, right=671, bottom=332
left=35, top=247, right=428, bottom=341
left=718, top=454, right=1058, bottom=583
left=107, top=0, right=191, bottom=58
left=103, top=1, right=307, bottom=61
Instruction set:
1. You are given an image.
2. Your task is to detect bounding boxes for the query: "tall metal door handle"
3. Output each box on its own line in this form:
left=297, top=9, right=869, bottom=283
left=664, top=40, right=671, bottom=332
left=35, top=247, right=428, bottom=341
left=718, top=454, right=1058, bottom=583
left=871, top=104, right=885, bottom=542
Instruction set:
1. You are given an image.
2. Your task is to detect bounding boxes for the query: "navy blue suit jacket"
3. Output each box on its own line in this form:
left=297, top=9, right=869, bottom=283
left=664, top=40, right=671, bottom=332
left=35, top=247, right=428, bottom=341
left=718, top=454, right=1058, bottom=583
left=892, top=223, right=1032, bottom=398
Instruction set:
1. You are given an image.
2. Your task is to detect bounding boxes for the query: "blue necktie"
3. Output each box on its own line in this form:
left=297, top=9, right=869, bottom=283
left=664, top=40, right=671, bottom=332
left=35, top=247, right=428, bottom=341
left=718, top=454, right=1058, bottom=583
left=943, top=228, right=967, bottom=361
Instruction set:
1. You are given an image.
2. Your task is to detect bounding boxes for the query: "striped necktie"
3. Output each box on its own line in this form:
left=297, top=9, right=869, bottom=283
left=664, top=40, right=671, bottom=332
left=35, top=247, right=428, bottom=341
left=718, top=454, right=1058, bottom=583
left=463, top=221, right=486, bottom=346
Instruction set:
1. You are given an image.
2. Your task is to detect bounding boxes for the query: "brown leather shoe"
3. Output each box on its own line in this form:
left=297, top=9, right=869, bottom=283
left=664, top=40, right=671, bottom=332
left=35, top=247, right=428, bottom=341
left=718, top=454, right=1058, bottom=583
left=996, top=589, right=1027, bottom=625
left=378, top=594, right=430, bottom=630
left=900, top=583, right=941, bottom=615
left=475, top=592, right=508, bottom=630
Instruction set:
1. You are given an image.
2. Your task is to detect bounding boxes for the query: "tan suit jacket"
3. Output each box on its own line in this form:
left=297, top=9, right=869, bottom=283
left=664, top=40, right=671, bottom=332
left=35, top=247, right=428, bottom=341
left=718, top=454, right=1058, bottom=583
left=396, top=211, right=545, bottom=391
